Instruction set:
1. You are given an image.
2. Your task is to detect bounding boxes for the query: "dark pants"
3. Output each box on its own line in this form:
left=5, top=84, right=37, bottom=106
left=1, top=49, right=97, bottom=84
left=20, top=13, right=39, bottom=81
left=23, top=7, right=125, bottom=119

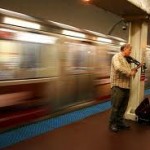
left=109, top=86, right=130, bottom=126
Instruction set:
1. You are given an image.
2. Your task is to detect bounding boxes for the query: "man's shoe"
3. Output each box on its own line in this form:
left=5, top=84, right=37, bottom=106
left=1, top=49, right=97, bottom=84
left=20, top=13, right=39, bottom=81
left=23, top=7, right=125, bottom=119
left=109, top=124, right=119, bottom=132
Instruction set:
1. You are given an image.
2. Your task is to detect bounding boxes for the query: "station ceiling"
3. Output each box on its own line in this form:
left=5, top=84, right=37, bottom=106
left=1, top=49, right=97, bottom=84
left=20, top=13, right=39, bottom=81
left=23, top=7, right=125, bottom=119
left=92, top=0, right=148, bottom=18
left=91, top=0, right=150, bottom=44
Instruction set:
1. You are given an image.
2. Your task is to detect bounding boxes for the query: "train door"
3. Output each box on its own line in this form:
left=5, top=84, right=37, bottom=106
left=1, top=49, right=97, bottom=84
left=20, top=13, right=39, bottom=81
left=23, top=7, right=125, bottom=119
left=58, top=40, right=96, bottom=108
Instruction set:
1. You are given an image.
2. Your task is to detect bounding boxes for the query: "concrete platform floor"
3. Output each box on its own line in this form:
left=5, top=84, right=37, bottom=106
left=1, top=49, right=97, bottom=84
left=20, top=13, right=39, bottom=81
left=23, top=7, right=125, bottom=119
left=3, top=110, right=150, bottom=150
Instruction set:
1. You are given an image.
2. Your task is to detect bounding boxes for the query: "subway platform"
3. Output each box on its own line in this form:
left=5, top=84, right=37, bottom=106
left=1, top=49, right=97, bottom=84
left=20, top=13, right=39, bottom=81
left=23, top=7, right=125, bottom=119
left=1, top=101, right=150, bottom=150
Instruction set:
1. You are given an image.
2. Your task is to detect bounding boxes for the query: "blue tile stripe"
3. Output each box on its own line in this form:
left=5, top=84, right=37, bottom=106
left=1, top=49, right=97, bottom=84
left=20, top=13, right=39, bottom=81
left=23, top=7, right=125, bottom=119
left=145, top=89, right=150, bottom=96
left=0, top=101, right=111, bottom=149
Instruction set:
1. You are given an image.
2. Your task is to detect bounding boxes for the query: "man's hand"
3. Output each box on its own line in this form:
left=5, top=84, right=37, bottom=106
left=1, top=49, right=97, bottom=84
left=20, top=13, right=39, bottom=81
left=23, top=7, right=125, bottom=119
left=130, top=63, right=144, bottom=76
left=130, top=68, right=137, bottom=76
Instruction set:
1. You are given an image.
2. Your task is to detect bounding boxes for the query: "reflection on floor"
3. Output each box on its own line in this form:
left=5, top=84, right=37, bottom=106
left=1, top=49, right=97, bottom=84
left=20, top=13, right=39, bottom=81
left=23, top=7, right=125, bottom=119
left=3, top=110, right=150, bottom=150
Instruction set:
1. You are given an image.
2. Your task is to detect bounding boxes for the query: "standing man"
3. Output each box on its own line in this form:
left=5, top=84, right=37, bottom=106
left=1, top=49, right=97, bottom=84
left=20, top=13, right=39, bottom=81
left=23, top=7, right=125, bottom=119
left=109, top=43, right=138, bottom=132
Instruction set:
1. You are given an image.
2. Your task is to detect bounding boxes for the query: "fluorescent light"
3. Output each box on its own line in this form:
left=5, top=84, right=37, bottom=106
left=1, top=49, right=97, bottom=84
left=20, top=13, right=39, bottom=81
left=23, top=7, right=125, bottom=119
left=3, top=17, right=41, bottom=30
left=97, top=37, right=112, bottom=43
left=62, top=30, right=86, bottom=38
left=16, top=32, right=57, bottom=44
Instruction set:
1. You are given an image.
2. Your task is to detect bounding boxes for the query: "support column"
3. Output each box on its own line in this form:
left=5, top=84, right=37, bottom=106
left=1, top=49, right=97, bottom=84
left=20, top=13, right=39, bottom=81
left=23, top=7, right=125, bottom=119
left=125, top=21, right=148, bottom=121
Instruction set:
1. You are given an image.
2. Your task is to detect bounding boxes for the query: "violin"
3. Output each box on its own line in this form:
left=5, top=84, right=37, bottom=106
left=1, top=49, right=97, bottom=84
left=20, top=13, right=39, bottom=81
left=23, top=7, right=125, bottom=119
left=125, top=56, right=147, bottom=70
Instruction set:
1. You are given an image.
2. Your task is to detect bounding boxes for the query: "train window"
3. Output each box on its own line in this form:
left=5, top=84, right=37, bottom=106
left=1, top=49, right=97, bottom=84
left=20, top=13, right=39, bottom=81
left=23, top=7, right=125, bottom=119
left=20, top=43, right=39, bottom=69
left=37, top=44, right=59, bottom=77
left=0, top=40, right=20, bottom=80
left=0, top=38, right=59, bottom=80
left=64, top=42, right=95, bottom=74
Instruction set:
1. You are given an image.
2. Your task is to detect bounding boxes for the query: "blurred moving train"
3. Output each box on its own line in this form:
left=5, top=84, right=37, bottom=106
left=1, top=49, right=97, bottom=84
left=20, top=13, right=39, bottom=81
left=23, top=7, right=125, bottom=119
left=0, top=8, right=149, bottom=132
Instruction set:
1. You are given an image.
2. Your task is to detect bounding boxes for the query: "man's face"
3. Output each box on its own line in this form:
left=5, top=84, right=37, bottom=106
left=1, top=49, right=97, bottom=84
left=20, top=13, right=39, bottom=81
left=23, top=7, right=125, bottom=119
left=124, top=46, right=132, bottom=56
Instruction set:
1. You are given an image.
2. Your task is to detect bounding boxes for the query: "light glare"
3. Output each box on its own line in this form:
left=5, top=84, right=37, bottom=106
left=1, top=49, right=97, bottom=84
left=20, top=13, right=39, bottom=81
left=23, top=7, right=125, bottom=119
left=3, top=17, right=41, bottom=30
left=62, top=30, right=86, bottom=38
left=97, top=37, right=112, bottom=43
left=16, top=32, right=57, bottom=44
